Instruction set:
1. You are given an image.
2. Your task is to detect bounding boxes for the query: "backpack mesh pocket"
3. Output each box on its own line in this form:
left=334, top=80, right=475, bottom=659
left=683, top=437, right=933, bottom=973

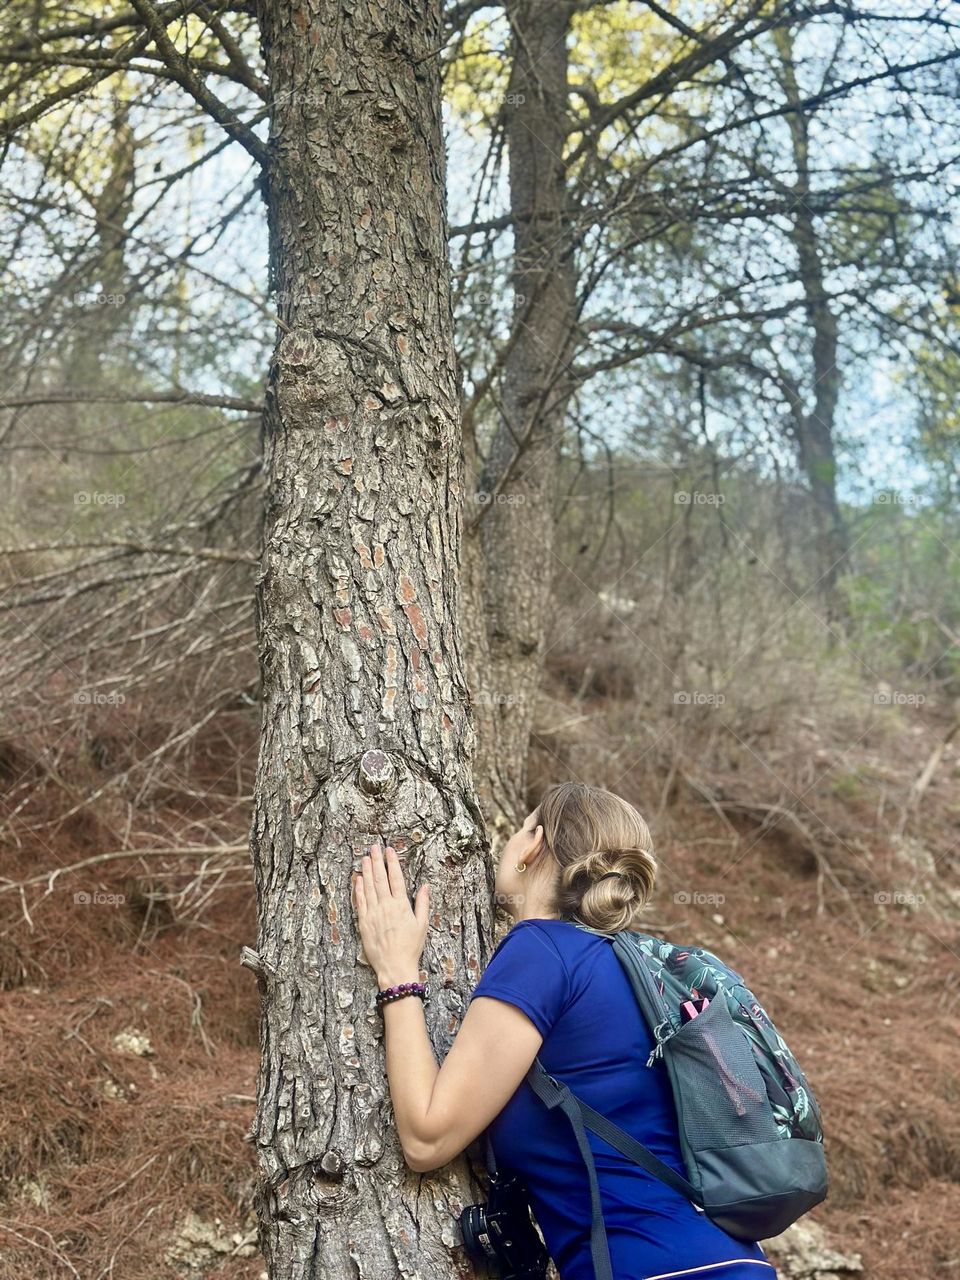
left=663, top=992, right=780, bottom=1152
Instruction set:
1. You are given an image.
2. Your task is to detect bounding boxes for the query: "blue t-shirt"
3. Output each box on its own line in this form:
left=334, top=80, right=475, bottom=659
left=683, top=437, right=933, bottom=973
left=468, top=918, right=778, bottom=1280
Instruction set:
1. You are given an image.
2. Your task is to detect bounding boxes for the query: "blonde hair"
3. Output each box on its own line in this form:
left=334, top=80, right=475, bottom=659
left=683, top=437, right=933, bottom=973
left=535, top=782, right=656, bottom=932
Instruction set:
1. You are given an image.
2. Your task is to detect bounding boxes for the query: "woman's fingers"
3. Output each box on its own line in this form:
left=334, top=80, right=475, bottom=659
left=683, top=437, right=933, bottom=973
left=383, top=845, right=406, bottom=897
left=361, top=851, right=376, bottom=901
left=368, top=843, right=393, bottom=897
left=357, top=844, right=409, bottom=911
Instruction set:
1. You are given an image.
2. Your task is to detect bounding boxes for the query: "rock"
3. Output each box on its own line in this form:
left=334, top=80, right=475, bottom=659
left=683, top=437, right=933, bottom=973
left=762, top=1218, right=863, bottom=1278
left=165, top=1211, right=259, bottom=1273
left=11, top=1175, right=50, bottom=1211
left=889, top=837, right=960, bottom=921
left=112, top=1028, right=155, bottom=1057
left=890, top=834, right=936, bottom=877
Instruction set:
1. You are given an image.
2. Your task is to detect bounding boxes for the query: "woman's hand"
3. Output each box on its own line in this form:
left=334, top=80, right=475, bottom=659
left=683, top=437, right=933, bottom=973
left=352, top=843, right=430, bottom=987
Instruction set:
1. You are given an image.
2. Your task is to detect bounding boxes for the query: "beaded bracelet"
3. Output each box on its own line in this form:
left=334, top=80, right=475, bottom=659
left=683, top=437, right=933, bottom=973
left=376, top=980, right=429, bottom=1008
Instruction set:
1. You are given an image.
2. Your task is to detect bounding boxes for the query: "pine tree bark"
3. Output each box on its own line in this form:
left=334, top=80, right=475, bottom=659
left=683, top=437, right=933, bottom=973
left=249, top=2, right=492, bottom=1275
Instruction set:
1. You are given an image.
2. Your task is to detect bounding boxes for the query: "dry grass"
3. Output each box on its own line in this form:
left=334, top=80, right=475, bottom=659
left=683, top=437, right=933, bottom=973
left=0, top=705, right=262, bottom=1280
left=2, top=494, right=959, bottom=1276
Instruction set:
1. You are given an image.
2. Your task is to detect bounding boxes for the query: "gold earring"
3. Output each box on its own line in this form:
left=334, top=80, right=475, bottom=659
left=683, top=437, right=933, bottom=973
left=515, top=861, right=527, bottom=874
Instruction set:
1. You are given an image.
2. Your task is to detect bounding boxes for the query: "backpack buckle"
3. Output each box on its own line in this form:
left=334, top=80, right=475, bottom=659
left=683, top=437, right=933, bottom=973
left=534, top=1068, right=566, bottom=1110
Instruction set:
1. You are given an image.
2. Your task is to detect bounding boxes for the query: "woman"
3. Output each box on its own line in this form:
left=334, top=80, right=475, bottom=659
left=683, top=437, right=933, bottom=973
left=352, top=780, right=778, bottom=1280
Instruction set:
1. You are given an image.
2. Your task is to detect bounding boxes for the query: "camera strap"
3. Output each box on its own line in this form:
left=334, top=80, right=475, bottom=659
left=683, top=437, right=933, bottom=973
left=483, top=1129, right=498, bottom=1179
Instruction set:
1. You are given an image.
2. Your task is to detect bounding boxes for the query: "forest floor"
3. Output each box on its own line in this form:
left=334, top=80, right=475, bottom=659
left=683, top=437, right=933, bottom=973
left=1, top=676, right=958, bottom=1280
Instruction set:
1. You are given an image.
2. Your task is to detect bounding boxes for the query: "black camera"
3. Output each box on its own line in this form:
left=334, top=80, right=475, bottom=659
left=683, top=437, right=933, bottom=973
left=458, top=1169, right=550, bottom=1280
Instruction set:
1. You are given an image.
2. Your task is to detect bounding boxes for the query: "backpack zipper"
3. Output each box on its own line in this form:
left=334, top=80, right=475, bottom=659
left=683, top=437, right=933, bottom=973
left=645, top=1018, right=678, bottom=1067
left=627, top=940, right=682, bottom=1067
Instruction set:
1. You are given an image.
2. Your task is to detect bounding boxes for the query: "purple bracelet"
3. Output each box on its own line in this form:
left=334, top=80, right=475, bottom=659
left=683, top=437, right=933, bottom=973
left=376, top=980, right=429, bottom=1008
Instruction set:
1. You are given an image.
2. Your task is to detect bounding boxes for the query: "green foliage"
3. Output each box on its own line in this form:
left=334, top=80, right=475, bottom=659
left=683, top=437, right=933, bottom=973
left=906, top=304, right=960, bottom=479
left=445, top=2, right=688, bottom=159
left=840, top=501, right=960, bottom=686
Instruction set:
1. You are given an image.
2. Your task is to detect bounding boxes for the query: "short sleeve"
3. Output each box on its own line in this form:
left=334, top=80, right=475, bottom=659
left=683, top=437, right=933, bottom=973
left=468, top=921, right=572, bottom=1038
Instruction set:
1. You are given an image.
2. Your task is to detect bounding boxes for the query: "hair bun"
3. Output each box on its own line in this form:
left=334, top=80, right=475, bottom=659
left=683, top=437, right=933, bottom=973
left=560, top=844, right=657, bottom=931
left=533, top=782, right=657, bottom=932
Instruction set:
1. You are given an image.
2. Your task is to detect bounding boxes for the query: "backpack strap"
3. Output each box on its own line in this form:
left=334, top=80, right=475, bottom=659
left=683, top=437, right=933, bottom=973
left=526, top=1059, right=702, bottom=1280
left=527, top=1059, right=699, bottom=1201
left=525, top=1060, right=615, bottom=1280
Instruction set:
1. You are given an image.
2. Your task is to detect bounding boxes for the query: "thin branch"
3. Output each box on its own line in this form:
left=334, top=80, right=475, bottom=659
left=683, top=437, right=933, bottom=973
left=0, top=844, right=247, bottom=897
left=127, top=0, right=268, bottom=166
left=0, top=540, right=257, bottom=565
left=0, top=389, right=263, bottom=412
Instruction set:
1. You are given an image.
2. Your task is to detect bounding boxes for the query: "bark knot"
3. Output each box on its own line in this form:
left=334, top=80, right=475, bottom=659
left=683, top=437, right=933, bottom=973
left=358, top=749, right=396, bottom=796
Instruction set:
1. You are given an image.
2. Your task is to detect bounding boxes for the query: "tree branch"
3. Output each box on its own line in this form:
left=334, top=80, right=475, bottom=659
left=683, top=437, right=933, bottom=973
left=127, top=0, right=268, bottom=166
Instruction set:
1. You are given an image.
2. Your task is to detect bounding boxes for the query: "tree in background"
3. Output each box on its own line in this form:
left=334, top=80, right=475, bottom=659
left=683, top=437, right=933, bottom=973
left=449, top=0, right=960, bottom=807
left=459, top=0, right=580, bottom=834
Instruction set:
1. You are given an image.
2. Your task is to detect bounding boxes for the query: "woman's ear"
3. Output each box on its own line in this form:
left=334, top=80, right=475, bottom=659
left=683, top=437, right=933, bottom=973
left=530, top=823, right=545, bottom=855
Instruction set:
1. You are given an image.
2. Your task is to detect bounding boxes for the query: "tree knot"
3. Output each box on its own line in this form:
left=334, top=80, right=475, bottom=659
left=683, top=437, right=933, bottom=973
left=358, top=750, right=396, bottom=796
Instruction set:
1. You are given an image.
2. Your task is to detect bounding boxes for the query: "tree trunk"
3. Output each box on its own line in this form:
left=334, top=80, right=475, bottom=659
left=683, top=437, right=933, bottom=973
left=773, top=26, right=849, bottom=607
left=468, top=0, right=578, bottom=825
left=63, top=102, right=136, bottom=403
left=250, top=2, right=491, bottom=1275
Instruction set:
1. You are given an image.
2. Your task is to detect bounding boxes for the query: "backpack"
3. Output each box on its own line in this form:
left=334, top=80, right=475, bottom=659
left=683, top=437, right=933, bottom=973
left=522, top=924, right=828, bottom=1280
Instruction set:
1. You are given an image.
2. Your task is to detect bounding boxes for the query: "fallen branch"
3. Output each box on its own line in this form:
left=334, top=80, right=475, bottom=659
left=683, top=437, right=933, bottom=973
left=0, top=844, right=249, bottom=897
left=684, top=779, right=858, bottom=924
left=0, top=389, right=262, bottom=412
left=0, top=540, right=257, bottom=565
left=897, top=718, right=960, bottom=837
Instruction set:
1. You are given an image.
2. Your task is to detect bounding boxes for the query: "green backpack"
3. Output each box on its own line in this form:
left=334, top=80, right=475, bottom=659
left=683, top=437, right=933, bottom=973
left=525, top=926, right=828, bottom=1280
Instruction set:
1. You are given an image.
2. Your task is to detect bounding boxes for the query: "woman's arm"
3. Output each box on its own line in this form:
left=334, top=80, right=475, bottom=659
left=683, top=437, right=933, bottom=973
left=384, top=988, right=543, bottom=1172
left=354, top=843, right=545, bottom=1172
